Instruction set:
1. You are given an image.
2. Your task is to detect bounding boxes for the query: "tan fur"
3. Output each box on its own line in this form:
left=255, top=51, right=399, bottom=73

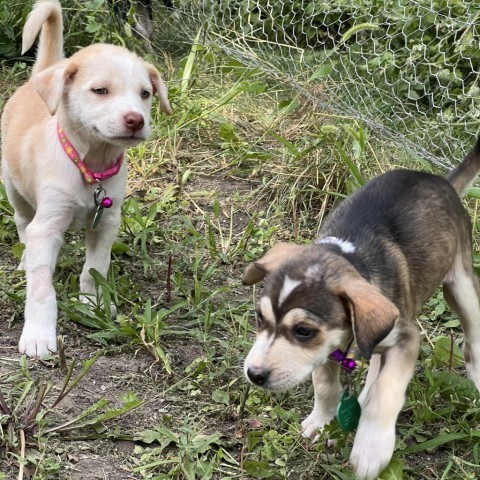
left=1, top=0, right=172, bottom=357
left=22, top=0, right=63, bottom=73
left=332, top=273, right=400, bottom=359
left=242, top=242, right=309, bottom=284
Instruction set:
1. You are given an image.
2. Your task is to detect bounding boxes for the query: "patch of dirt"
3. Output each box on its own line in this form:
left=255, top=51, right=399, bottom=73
left=0, top=171, right=259, bottom=480
left=1, top=289, right=243, bottom=480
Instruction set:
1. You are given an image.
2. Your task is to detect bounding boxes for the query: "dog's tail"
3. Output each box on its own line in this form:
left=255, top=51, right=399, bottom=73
left=447, top=136, right=480, bottom=195
left=22, top=0, right=63, bottom=75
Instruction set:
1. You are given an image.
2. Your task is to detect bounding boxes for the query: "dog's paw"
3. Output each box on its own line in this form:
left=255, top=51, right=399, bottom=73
left=19, top=324, right=57, bottom=358
left=301, top=410, right=335, bottom=440
left=350, top=420, right=395, bottom=480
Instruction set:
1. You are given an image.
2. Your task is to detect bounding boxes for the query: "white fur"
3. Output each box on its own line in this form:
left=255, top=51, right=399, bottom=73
left=351, top=414, right=396, bottom=480
left=1, top=0, right=171, bottom=357
left=350, top=330, right=419, bottom=479
left=245, top=303, right=347, bottom=390
left=243, top=330, right=275, bottom=375
left=278, top=275, right=302, bottom=307
left=301, top=363, right=342, bottom=439
left=357, top=353, right=381, bottom=406
left=444, top=255, right=480, bottom=390
left=316, top=236, right=356, bottom=254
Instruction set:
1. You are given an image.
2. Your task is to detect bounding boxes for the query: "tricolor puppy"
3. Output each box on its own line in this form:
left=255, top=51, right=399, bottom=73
left=1, top=0, right=172, bottom=357
left=243, top=139, right=480, bottom=479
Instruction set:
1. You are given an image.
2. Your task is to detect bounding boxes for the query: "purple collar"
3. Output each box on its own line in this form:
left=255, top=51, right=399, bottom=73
left=330, top=340, right=356, bottom=372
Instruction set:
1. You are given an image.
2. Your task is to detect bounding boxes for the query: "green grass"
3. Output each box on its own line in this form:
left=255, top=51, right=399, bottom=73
left=1, top=14, right=480, bottom=480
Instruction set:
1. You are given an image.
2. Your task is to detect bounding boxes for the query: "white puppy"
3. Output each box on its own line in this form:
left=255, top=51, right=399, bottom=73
left=1, top=0, right=172, bottom=357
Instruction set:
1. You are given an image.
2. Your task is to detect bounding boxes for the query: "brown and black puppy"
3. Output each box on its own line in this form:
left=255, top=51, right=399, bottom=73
left=243, top=139, right=480, bottom=479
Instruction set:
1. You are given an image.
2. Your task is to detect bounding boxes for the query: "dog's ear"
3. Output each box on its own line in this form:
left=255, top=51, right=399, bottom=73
left=32, top=60, right=78, bottom=115
left=336, top=276, right=399, bottom=359
left=242, top=243, right=308, bottom=285
left=145, top=63, right=173, bottom=115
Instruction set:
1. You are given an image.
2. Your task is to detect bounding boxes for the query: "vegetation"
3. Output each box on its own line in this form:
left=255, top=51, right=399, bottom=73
left=1, top=1, right=480, bottom=479
left=216, top=0, right=480, bottom=109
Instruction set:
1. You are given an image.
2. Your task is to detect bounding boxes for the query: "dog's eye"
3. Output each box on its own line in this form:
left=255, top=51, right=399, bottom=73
left=255, top=310, right=264, bottom=329
left=141, top=90, right=151, bottom=99
left=92, top=87, right=108, bottom=95
left=293, top=325, right=315, bottom=340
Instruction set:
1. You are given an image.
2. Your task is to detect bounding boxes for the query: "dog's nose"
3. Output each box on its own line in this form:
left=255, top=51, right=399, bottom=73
left=124, top=112, right=145, bottom=132
left=246, top=367, right=270, bottom=386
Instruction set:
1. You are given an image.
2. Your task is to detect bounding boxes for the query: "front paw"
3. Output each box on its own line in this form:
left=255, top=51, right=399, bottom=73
left=301, top=409, right=335, bottom=440
left=19, top=322, right=57, bottom=358
left=350, top=419, right=395, bottom=480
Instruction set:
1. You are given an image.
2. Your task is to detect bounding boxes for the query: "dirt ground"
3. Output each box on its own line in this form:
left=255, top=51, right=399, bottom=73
left=0, top=172, right=258, bottom=480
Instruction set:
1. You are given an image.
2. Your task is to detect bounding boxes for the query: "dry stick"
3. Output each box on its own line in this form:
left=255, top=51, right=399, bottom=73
left=58, top=335, right=68, bottom=374
left=24, top=384, right=48, bottom=429
left=18, top=429, right=26, bottom=480
left=416, top=317, right=435, bottom=349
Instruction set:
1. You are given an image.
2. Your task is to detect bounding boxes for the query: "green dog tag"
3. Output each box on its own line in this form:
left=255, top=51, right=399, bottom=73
left=336, top=389, right=361, bottom=432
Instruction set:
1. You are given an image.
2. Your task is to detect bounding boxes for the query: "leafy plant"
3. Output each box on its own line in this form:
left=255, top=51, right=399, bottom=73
left=0, top=352, right=141, bottom=476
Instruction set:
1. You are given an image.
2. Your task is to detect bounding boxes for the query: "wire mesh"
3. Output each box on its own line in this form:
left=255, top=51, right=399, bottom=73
left=160, top=0, right=480, bottom=168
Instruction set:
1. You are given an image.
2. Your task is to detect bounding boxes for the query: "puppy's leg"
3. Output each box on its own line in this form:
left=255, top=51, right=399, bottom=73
left=443, top=252, right=480, bottom=391
left=20, top=205, right=70, bottom=357
left=358, top=353, right=381, bottom=406
left=3, top=170, right=35, bottom=269
left=350, top=322, right=419, bottom=480
left=301, top=362, right=341, bottom=439
left=79, top=212, right=121, bottom=313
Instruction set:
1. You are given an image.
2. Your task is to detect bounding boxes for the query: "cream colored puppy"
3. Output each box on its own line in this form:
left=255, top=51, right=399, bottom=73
left=1, top=0, right=172, bottom=357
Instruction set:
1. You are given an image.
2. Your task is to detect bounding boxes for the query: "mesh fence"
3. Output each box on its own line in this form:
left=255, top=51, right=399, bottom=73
left=160, top=0, right=480, bottom=169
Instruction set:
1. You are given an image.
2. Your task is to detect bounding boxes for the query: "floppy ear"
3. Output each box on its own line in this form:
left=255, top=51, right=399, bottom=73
left=336, top=277, right=399, bottom=359
left=32, top=60, right=78, bottom=115
left=242, top=242, right=308, bottom=285
left=145, top=63, right=173, bottom=115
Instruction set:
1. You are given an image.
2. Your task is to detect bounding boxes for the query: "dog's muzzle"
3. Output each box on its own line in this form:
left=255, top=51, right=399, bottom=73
left=246, top=366, right=271, bottom=386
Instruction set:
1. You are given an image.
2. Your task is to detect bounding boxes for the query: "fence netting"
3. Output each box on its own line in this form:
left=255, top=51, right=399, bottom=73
left=158, top=0, right=480, bottom=169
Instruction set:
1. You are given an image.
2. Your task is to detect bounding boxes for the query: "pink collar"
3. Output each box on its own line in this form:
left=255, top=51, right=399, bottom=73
left=57, top=123, right=123, bottom=184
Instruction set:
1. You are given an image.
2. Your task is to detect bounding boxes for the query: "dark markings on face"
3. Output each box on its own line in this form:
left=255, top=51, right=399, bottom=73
left=256, top=251, right=351, bottom=349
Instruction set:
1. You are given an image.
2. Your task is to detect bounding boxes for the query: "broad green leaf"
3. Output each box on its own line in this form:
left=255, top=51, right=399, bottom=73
left=379, top=458, right=404, bottom=480
left=212, top=389, right=229, bottom=405
left=11, top=242, right=25, bottom=260
left=243, top=460, right=276, bottom=478
left=432, top=370, right=479, bottom=400
left=191, top=432, right=223, bottom=453
left=309, top=64, right=333, bottom=81
left=443, top=319, right=460, bottom=328
left=111, top=242, right=129, bottom=254
left=433, top=336, right=463, bottom=367
left=399, top=432, right=467, bottom=455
